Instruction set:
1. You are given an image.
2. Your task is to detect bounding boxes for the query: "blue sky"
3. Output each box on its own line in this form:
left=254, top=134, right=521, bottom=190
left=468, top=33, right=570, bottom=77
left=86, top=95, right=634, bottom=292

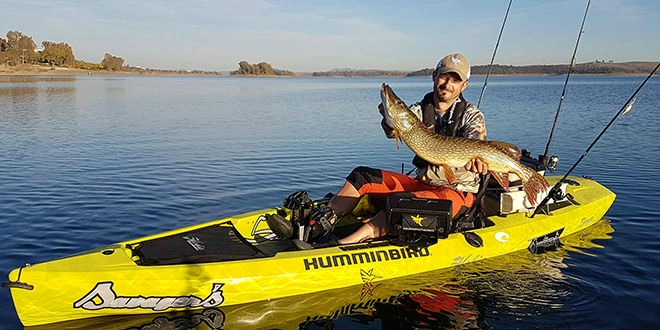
left=3, top=0, right=658, bottom=72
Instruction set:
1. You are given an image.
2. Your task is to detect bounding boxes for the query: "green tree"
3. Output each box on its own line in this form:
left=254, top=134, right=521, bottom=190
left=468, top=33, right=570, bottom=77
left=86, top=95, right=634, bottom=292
left=0, top=37, right=7, bottom=65
left=0, top=37, right=7, bottom=52
left=40, top=41, right=76, bottom=66
left=236, top=60, right=251, bottom=74
left=75, top=60, right=103, bottom=70
left=101, top=53, right=124, bottom=70
left=231, top=61, right=291, bottom=75
left=256, top=62, right=274, bottom=75
left=4, top=30, right=37, bottom=65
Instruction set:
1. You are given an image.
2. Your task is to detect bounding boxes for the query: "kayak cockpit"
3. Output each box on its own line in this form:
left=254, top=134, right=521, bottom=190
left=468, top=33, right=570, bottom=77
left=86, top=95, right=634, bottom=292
left=127, top=222, right=274, bottom=266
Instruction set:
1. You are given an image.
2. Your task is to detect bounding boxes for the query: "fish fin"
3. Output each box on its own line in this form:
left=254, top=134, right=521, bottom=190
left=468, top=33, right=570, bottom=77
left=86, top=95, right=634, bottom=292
left=491, top=172, right=510, bottom=191
left=442, top=164, right=455, bottom=184
left=392, top=131, right=401, bottom=150
left=522, top=171, right=550, bottom=206
left=487, top=141, right=522, bottom=161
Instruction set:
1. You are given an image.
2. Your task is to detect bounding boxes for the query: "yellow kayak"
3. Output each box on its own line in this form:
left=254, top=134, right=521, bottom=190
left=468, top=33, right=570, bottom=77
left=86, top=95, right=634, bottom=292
left=4, top=175, right=615, bottom=326
left=21, top=219, right=616, bottom=330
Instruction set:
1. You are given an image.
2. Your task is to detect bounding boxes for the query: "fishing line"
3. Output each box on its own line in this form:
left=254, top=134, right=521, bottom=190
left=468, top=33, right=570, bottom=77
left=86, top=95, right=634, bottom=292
left=477, top=0, right=512, bottom=109
left=532, top=61, right=660, bottom=217
left=541, top=0, right=591, bottom=165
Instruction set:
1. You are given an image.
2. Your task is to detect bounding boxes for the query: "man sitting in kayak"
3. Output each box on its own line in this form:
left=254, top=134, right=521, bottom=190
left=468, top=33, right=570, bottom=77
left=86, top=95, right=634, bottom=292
left=272, top=53, right=488, bottom=249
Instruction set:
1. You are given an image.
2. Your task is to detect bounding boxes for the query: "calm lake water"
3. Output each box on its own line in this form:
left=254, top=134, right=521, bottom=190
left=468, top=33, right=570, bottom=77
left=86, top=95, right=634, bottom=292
left=1, top=74, right=658, bottom=329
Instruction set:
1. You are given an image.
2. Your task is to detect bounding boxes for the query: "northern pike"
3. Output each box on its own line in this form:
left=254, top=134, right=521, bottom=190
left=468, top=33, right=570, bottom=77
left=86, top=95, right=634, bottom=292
left=380, top=83, right=549, bottom=205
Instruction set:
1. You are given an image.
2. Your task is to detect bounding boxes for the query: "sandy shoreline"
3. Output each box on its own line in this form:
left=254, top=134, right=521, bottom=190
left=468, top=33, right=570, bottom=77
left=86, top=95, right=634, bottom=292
left=0, top=66, right=150, bottom=77
left=0, top=64, right=224, bottom=77
left=0, top=64, right=100, bottom=76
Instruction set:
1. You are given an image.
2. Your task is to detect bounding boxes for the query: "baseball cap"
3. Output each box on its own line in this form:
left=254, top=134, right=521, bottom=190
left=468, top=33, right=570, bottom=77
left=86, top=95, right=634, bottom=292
left=435, top=53, right=470, bottom=81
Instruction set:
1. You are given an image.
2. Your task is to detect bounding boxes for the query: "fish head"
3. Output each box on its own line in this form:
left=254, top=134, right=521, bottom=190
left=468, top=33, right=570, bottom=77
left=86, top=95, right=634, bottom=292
left=380, top=83, right=419, bottom=133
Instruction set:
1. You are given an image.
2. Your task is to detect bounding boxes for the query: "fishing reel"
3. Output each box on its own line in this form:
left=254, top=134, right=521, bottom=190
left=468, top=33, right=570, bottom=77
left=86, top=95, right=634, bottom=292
left=533, top=153, right=559, bottom=172
left=548, top=183, right=568, bottom=201
left=521, top=150, right=556, bottom=172
left=546, top=155, right=559, bottom=172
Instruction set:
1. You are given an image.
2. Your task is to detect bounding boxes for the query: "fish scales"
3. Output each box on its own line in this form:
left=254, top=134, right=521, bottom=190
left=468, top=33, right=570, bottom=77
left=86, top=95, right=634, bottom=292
left=381, top=83, right=549, bottom=205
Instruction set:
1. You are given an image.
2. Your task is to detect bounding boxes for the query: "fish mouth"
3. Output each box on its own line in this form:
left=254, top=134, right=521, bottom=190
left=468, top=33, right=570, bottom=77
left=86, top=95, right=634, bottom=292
left=381, top=84, right=400, bottom=129
left=380, top=84, right=392, bottom=110
left=381, top=84, right=397, bottom=106
left=380, top=83, right=391, bottom=101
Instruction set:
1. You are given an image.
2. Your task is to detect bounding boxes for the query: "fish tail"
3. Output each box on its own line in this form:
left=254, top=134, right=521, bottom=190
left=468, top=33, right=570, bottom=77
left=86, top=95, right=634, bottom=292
left=522, top=171, right=550, bottom=206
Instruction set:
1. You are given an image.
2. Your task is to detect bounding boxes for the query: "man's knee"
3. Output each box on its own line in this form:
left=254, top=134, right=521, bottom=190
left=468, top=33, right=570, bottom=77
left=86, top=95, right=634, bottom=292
left=346, top=166, right=383, bottom=191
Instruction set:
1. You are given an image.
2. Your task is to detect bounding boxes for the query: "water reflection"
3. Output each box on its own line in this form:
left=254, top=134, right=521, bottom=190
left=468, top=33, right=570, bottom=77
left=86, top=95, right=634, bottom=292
left=1, top=78, right=79, bottom=164
left=0, top=86, right=39, bottom=126
left=0, top=76, right=77, bottom=84
left=24, top=220, right=613, bottom=330
left=0, top=78, right=77, bottom=126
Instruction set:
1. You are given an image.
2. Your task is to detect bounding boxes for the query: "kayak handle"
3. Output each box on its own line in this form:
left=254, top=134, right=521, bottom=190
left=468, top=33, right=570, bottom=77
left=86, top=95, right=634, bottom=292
left=2, top=281, right=34, bottom=290
left=1, top=263, right=34, bottom=290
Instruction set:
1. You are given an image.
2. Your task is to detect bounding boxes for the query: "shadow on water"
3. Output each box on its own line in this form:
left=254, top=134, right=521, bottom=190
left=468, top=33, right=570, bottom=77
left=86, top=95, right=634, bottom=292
left=24, top=220, right=614, bottom=330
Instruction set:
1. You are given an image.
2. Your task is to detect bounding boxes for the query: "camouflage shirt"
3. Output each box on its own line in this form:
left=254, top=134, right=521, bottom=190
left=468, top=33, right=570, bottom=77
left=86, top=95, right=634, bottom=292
left=408, top=96, right=487, bottom=141
left=383, top=94, right=487, bottom=193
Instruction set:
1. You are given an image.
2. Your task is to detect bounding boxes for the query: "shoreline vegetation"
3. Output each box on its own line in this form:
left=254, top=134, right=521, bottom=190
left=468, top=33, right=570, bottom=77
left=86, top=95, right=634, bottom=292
left=1, top=30, right=656, bottom=78
left=1, top=61, right=657, bottom=77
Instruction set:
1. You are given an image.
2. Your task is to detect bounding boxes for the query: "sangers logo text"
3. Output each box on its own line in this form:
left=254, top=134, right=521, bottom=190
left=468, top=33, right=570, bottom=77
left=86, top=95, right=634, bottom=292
left=74, top=282, right=225, bottom=311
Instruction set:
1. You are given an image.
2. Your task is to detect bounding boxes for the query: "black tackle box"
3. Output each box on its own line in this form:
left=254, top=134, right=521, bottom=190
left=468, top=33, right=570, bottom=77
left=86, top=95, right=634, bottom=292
left=386, top=194, right=452, bottom=247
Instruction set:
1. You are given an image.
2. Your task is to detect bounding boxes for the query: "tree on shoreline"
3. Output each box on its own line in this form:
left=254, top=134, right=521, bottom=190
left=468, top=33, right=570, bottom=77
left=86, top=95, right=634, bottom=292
left=40, top=41, right=75, bottom=66
left=101, top=53, right=125, bottom=71
left=1, top=30, right=120, bottom=71
left=2, top=31, right=36, bottom=65
left=231, top=61, right=294, bottom=76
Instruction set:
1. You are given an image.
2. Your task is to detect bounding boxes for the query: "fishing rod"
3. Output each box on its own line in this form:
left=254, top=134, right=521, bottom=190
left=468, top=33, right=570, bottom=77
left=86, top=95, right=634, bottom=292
left=405, top=1, right=512, bottom=174
left=477, top=0, right=512, bottom=109
left=532, top=61, right=660, bottom=217
left=541, top=0, right=591, bottom=167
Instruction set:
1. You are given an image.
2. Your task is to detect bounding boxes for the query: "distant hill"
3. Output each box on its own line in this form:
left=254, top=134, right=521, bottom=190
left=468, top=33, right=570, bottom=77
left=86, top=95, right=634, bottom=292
left=406, top=61, right=657, bottom=77
left=236, top=61, right=658, bottom=77
left=312, top=69, right=408, bottom=77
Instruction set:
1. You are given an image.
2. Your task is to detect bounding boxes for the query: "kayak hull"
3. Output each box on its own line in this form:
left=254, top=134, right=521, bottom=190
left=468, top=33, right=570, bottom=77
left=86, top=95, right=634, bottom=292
left=5, top=175, right=616, bottom=326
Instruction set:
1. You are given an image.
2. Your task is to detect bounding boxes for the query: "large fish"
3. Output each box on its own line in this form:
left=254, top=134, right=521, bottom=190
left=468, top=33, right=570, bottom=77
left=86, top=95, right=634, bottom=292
left=380, top=83, right=549, bottom=205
